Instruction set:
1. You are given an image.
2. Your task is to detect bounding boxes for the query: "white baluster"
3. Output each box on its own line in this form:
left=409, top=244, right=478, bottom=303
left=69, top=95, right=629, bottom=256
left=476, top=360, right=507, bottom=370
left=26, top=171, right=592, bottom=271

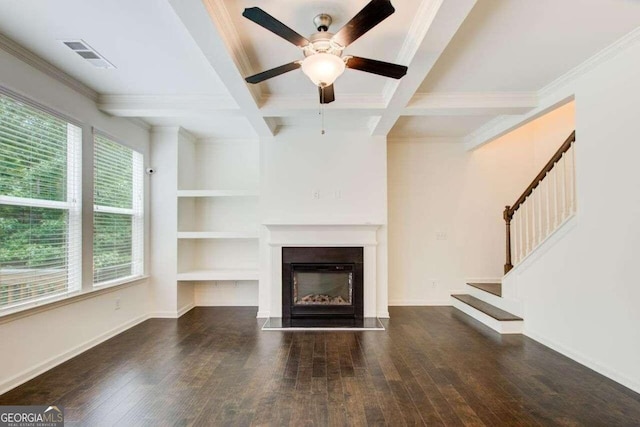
left=528, top=192, right=535, bottom=248
left=552, top=164, right=559, bottom=228
left=512, top=210, right=518, bottom=265
left=519, top=209, right=525, bottom=261
left=568, top=144, right=576, bottom=214
left=537, top=182, right=543, bottom=244
left=544, top=173, right=551, bottom=235
left=560, top=154, right=567, bottom=221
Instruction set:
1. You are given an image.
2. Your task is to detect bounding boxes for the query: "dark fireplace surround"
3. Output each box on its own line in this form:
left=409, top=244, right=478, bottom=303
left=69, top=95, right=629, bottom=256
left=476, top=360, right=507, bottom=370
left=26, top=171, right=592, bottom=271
left=282, top=247, right=364, bottom=320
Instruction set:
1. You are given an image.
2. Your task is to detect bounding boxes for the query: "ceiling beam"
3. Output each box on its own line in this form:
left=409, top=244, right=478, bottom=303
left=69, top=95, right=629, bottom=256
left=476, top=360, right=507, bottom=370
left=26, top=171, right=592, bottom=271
left=405, top=92, right=538, bottom=116
left=258, top=93, right=386, bottom=117
left=167, top=0, right=275, bottom=137
left=98, top=94, right=241, bottom=117
left=372, top=0, right=478, bottom=136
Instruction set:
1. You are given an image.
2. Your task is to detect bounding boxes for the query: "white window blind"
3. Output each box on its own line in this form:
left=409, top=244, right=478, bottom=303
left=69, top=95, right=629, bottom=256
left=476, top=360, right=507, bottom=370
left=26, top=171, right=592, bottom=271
left=93, top=133, right=143, bottom=284
left=0, top=92, right=82, bottom=312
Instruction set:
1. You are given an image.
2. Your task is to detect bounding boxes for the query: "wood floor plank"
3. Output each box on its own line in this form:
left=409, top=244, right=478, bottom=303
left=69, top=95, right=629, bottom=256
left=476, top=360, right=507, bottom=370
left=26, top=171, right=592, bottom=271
left=2, top=306, right=640, bottom=426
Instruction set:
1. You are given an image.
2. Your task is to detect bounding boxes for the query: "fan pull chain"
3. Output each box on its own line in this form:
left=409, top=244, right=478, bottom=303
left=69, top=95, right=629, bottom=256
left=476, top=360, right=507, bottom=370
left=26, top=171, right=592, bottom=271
left=319, top=86, right=326, bottom=135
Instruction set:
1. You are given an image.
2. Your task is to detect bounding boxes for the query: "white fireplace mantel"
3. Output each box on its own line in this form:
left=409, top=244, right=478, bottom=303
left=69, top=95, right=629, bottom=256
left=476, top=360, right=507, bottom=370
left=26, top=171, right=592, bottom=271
left=259, top=223, right=388, bottom=319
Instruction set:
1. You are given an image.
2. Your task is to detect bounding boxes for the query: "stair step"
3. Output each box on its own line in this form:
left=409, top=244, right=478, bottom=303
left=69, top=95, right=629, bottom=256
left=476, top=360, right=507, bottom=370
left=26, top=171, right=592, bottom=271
left=467, top=282, right=502, bottom=297
left=451, top=294, right=522, bottom=321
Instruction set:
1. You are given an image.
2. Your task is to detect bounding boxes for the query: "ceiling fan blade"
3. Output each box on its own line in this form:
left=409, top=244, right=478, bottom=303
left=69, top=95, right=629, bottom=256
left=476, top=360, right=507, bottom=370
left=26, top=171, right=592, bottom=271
left=332, top=0, right=395, bottom=48
left=319, top=84, right=335, bottom=104
left=346, top=56, right=408, bottom=79
left=245, top=62, right=301, bottom=84
left=243, top=7, right=309, bottom=48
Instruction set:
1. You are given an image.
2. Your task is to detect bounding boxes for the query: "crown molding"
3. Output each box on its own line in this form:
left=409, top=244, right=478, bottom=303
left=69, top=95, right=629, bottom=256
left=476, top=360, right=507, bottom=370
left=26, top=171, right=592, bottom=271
left=538, top=26, right=640, bottom=100
left=97, top=94, right=240, bottom=117
left=0, top=33, right=98, bottom=102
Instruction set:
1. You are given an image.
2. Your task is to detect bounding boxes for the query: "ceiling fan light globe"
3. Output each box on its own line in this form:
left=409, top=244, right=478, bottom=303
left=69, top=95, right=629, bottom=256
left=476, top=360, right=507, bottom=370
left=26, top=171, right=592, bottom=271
left=301, top=53, right=345, bottom=87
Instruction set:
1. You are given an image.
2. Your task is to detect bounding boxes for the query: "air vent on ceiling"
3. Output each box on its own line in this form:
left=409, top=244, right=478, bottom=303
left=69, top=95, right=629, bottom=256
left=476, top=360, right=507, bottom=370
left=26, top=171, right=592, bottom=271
left=61, top=39, right=115, bottom=69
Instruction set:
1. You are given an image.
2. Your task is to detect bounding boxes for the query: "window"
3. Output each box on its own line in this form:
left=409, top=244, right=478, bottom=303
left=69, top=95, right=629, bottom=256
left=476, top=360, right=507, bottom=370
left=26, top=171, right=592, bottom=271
left=93, top=133, right=143, bottom=284
left=0, top=91, right=82, bottom=311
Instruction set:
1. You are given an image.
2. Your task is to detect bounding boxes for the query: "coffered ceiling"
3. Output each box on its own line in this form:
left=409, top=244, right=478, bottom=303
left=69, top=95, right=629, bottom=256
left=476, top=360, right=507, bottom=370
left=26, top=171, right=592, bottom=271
left=0, top=0, right=638, bottom=141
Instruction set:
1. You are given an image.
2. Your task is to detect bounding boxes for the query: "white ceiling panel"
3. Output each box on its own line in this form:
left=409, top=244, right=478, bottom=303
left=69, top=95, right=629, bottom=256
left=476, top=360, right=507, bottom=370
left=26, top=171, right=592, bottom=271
left=419, top=0, right=640, bottom=93
left=0, top=0, right=229, bottom=95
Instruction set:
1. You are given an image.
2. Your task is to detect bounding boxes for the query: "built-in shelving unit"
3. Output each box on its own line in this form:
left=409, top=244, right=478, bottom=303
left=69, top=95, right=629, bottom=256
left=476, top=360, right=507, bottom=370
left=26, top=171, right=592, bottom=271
left=176, top=138, right=260, bottom=306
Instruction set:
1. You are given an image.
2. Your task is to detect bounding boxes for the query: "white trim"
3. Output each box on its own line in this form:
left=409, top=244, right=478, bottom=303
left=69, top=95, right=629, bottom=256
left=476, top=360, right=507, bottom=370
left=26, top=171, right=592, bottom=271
left=177, top=303, right=196, bottom=318
left=524, top=329, right=640, bottom=394
left=256, top=310, right=270, bottom=319
left=0, top=313, right=150, bottom=395
left=0, top=195, right=71, bottom=210
left=0, top=34, right=98, bottom=102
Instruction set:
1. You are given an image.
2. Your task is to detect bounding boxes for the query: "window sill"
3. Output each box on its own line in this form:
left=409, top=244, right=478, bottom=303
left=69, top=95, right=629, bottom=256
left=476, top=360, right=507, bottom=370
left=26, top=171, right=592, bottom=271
left=0, top=275, right=149, bottom=325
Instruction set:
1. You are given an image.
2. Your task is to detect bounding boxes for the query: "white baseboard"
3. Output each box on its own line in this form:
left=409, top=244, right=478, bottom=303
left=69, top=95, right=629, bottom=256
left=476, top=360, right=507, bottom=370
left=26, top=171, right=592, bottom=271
left=377, top=311, right=390, bottom=319
left=177, top=303, right=195, bottom=318
left=524, top=329, right=640, bottom=394
left=256, top=311, right=270, bottom=319
left=0, top=313, right=150, bottom=395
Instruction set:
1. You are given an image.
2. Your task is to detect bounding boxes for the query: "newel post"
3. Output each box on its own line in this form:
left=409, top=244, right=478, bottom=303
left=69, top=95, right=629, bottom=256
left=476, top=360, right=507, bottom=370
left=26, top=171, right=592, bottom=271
left=504, top=206, right=513, bottom=274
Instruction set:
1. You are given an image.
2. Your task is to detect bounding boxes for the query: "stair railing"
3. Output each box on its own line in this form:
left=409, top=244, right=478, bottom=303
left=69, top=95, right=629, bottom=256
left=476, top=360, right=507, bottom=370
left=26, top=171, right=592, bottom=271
left=504, top=131, right=576, bottom=273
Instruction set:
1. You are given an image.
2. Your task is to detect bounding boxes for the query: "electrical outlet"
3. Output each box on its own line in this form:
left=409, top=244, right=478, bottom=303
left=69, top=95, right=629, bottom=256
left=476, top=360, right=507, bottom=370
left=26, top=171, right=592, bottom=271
left=115, top=297, right=121, bottom=310
left=436, top=231, right=447, bottom=240
left=313, top=190, right=321, bottom=200
left=334, top=190, right=341, bottom=199
left=431, top=280, right=437, bottom=288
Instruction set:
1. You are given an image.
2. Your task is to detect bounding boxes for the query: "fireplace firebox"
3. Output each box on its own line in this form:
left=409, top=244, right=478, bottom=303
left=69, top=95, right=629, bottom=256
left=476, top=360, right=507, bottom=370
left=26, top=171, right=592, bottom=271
left=282, top=247, right=363, bottom=320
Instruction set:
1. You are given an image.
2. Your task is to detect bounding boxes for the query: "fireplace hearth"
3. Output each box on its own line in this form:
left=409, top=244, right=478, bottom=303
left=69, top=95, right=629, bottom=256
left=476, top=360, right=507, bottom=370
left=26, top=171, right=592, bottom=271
left=282, top=247, right=363, bottom=321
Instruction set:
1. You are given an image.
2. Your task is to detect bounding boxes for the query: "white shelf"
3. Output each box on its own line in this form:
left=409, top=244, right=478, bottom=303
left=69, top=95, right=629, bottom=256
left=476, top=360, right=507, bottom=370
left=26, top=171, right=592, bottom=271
left=177, top=190, right=259, bottom=198
left=177, top=269, right=259, bottom=281
left=177, top=231, right=259, bottom=239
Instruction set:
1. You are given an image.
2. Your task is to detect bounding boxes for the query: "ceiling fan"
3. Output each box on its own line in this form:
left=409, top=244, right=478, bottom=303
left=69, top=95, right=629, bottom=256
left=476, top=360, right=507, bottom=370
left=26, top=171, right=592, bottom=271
left=242, top=0, right=408, bottom=104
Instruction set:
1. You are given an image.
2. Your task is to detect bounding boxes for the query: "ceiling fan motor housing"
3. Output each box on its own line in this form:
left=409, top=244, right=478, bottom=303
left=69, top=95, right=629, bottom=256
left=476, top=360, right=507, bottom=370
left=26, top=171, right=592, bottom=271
left=313, top=13, right=332, bottom=32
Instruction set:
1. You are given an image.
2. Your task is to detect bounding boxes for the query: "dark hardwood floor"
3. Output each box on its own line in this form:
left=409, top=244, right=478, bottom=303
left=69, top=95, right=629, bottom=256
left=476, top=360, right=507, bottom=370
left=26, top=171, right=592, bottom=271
left=2, top=306, right=640, bottom=426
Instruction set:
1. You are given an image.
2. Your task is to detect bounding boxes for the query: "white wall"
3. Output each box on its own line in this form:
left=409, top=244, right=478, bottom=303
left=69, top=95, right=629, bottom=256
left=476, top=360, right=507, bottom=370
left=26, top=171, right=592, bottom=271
left=261, top=128, right=387, bottom=224
left=504, top=41, right=640, bottom=393
left=388, top=103, right=575, bottom=305
left=0, top=48, right=151, bottom=393
left=259, top=128, right=388, bottom=317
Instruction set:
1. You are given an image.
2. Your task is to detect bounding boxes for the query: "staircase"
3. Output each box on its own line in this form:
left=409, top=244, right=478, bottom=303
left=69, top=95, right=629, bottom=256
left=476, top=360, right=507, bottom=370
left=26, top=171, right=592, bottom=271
left=451, top=131, right=576, bottom=335
left=451, top=284, right=523, bottom=334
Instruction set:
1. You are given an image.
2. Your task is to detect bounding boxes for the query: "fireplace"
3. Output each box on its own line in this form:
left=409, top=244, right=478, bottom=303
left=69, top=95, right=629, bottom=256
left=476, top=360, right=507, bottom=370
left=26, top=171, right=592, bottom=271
left=282, top=247, right=363, bottom=320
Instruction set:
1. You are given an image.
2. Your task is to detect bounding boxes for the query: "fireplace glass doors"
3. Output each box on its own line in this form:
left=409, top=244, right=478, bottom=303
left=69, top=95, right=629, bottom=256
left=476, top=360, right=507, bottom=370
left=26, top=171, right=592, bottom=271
left=293, top=265, right=353, bottom=306
left=282, top=247, right=363, bottom=320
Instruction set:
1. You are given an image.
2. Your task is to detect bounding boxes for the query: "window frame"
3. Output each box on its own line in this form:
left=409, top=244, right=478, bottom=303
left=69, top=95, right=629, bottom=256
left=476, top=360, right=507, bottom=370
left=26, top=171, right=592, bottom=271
left=0, top=87, right=83, bottom=313
left=92, top=129, right=145, bottom=286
